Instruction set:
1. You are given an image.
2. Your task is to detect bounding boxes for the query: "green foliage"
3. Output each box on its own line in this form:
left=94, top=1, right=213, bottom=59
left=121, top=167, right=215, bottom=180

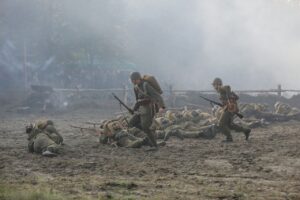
left=0, top=185, right=66, bottom=200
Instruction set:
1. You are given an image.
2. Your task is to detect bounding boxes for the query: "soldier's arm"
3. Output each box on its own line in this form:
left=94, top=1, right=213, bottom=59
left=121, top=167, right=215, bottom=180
left=220, top=85, right=231, bottom=95
left=45, top=125, right=64, bottom=144
left=144, top=82, right=165, bottom=108
left=222, top=85, right=239, bottom=100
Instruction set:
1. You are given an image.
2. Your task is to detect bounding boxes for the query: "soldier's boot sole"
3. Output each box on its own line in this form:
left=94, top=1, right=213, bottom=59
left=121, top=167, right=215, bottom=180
left=42, top=150, right=57, bottom=157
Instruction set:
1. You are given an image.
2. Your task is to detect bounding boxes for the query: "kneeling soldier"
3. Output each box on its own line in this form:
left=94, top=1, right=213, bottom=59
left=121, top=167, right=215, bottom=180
left=26, top=120, right=63, bottom=156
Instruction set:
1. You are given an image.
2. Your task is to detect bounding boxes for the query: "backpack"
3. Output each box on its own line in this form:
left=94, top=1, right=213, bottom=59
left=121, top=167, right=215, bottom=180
left=142, top=75, right=163, bottom=94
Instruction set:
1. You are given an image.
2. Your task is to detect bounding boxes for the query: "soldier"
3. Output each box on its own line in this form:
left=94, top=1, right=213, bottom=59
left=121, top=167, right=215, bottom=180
left=182, top=110, right=201, bottom=123
left=153, top=117, right=173, bottom=130
left=163, top=124, right=218, bottom=140
left=100, top=120, right=166, bottom=148
left=212, top=78, right=251, bottom=142
left=26, top=120, right=63, bottom=156
left=36, top=120, right=64, bottom=144
left=165, top=110, right=184, bottom=124
left=152, top=117, right=184, bottom=141
left=128, top=72, right=165, bottom=148
left=274, top=101, right=300, bottom=116
left=240, top=103, right=269, bottom=118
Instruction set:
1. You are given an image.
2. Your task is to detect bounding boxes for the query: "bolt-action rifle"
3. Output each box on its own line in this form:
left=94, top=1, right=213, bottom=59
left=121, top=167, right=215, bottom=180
left=112, top=93, right=134, bottom=114
left=199, top=95, right=244, bottom=119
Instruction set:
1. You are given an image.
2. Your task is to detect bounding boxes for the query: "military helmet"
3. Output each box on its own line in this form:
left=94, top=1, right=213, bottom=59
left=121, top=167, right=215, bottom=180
left=36, top=120, right=48, bottom=129
left=130, top=72, right=141, bottom=81
left=212, top=77, right=222, bottom=85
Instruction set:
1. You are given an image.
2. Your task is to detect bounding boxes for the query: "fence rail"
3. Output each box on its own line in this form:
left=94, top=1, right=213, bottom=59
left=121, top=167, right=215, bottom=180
left=170, top=85, right=300, bottom=96
left=48, top=84, right=300, bottom=107
left=52, top=84, right=300, bottom=96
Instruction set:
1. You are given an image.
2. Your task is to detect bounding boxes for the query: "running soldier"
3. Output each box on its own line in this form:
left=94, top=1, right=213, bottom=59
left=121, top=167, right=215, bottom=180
left=128, top=72, right=165, bottom=148
left=212, top=78, right=251, bottom=142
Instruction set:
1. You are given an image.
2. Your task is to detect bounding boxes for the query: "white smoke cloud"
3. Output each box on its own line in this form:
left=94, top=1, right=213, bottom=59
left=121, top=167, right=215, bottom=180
left=123, top=0, right=300, bottom=90
left=2, top=0, right=300, bottom=91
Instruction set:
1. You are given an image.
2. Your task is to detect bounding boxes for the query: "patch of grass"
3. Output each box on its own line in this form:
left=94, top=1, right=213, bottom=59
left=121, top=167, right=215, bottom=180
left=0, top=185, right=66, bottom=200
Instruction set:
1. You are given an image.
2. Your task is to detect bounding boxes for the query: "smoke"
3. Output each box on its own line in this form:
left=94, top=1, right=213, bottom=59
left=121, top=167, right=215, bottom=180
left=123, top=0, right=300, bottom=89
left=1, top=0, right=300, bottom=90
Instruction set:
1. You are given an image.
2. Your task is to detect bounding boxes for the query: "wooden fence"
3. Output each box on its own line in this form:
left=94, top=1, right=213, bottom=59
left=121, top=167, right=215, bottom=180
left=52, top=84, right=300, bottom=107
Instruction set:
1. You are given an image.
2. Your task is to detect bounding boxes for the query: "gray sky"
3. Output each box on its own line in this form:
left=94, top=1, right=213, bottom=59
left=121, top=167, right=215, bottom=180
left=122, top=0, right=300, bottom=90
left=1, top=0, right=300, bottom=90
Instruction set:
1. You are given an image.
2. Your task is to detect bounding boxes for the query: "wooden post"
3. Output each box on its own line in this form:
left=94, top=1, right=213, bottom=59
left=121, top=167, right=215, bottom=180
left=23, top=40, right=28, bottom=90
left=169, top=85, right=175, bottom=107
left=124, top=85, right=128, bottom=105
left=277, top=84, right=282, bottom=97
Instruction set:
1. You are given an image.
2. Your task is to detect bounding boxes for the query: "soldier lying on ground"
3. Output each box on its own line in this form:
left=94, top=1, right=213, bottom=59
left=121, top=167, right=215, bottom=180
left=153, top=114, right=218, bottom=140
left=26, top=120, right=63, bottom=157
left=239, top=103, right=269, bottom=118
left=163, top=124, right=217, bottom=140
left=107, top=105, right=255, bottom=143
left=181, top=110, right=212, bottom=124
left=274, top=101, right=300, bottom=116
left=239, top=102, right=300, bottom=123
left=99, top=120, right=166, bottom=148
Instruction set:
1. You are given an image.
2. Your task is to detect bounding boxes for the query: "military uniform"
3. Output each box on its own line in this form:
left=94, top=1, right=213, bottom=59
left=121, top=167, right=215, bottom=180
left=182, top=110, right=202, bottom=123
left=240, top=103, right=268, bottom=118
left=213, top=78, right=251, bottom=142
left=128, top=73, right=165, bottom=147
left=163, top=124, right=217, bottom=140
left=238, top=102, right=300, bottom=123
left=100, top=120, right=147, bottom=148
left=26, top=120, right=63, bottom=156
left=165, top=110, right=185, bottom=124
left=153, top=117, right=172, bottom=130
left=274, top=101, right=300, bottom=116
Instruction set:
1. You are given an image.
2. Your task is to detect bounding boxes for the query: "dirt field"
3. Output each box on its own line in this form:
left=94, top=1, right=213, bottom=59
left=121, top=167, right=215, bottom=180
left=0, top=109, right=300, bottom=200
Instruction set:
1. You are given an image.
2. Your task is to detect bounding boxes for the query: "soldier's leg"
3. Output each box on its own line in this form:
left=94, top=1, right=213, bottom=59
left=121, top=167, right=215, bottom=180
left=163, top=129, right=184, bottom=141
left=177, top=127, right=215, bottom=140
left=218, top=111, right=233, bottom=141
left=126, top=138, right=147, bottom=148
left=229, top=123, right=251, bottom=140
left=177, top=130, right=199, bottom=138
left=198, top=125, right=218, bottom=139
left=140, top=106, right=157, bottom=147
left=33, top=134, right=60, bottom=156
left=128, top=113, right=141, bottom=129
left=33, top=134, right=55, bottom=154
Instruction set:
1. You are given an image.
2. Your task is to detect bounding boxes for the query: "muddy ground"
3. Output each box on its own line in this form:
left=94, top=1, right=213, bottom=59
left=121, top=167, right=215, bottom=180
left=0, top=108, right=299, bottom=200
